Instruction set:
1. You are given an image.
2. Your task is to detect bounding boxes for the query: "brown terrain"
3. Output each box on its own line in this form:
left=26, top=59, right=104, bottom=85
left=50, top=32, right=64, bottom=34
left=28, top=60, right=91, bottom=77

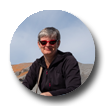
left=12, top=63, right=32, bottom=81
left=12, top=63, right=32, bottom=72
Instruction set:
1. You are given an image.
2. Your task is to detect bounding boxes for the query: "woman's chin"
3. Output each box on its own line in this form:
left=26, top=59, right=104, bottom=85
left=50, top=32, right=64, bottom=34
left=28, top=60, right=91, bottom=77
left=43, top=50, right=53, bottom=55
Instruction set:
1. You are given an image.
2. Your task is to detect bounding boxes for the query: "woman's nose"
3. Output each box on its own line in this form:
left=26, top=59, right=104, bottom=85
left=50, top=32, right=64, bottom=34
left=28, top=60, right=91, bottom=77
left=46, top=42, right=50, bottom=46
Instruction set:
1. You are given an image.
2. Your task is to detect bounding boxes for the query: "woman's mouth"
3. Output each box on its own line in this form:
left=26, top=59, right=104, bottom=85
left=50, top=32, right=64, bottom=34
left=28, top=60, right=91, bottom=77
left=45, top=47, right=52, bottom=51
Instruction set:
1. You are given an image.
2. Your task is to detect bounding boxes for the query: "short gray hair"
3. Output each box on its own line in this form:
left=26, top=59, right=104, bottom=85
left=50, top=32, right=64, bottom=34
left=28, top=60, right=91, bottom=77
left=38, top=27, right=60, bottom=41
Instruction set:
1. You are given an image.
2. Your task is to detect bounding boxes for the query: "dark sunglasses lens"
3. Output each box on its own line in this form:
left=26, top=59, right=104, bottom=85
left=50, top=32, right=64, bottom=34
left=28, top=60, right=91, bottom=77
left=50, top=40, right=57, bottom=45
left=40, top=41, right=47, bottom=45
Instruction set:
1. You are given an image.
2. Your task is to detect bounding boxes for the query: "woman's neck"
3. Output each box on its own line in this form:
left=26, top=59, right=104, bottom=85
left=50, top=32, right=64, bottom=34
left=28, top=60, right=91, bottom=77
left=44, top=52, right=57, bottom=68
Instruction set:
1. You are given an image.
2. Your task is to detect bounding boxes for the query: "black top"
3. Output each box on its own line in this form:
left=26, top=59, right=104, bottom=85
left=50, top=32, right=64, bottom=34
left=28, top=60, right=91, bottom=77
left=23, top=50, right=81, bottom=96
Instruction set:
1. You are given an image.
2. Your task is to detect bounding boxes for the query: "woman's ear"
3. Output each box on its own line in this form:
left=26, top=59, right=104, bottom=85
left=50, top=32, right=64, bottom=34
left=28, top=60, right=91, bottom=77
left=57, top=40, right=60, bottom=48
left=38, top=41, right=41, bottom=49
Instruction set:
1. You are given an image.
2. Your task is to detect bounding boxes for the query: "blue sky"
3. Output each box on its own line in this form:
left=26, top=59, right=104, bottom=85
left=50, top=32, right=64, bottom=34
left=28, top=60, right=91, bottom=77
left=10, top=10, right=95, bottom=65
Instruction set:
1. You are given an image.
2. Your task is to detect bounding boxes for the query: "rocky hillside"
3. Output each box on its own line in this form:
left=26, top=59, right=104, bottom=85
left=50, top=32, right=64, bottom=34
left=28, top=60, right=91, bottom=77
left=11, top=62, right=94, bottom=93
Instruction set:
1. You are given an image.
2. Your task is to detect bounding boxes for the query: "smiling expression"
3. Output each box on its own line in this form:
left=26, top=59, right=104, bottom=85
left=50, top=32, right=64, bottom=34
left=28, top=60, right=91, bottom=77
left=38, top=36, right=60, bottom=56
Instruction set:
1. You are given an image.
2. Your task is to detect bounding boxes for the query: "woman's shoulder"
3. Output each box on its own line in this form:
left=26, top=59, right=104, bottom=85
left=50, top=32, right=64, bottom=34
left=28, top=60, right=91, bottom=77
left=58, top=50, right=78, bottom=64
left=58, top=50, right=74, bottom=60
left=30, top=55, right=45, bottom=68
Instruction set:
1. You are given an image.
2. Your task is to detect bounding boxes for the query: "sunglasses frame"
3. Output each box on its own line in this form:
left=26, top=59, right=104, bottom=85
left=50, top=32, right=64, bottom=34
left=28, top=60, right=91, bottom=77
left=39, top=40, right=58, bottom=46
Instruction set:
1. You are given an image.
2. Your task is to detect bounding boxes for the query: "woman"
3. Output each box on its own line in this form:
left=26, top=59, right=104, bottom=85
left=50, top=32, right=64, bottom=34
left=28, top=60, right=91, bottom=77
left=23, top=27, right=81, bottom=96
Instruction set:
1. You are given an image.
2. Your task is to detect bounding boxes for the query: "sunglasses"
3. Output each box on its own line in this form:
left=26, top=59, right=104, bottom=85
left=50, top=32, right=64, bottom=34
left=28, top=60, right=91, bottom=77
left=39, top=40, right=58, bottom=46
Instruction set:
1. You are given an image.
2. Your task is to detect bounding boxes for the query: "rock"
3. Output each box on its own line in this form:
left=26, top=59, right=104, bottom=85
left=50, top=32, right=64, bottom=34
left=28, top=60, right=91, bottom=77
left=78, top=63, right=94, bottom=84
left=18, top=74, right=26, bottom=82
left=19, top=67, right=29, bottom=75
left=32, top=84, right=41, bottom=94
left=15, top=71, right=21, bottom=76
left=21, top=67, right=30, bottom=73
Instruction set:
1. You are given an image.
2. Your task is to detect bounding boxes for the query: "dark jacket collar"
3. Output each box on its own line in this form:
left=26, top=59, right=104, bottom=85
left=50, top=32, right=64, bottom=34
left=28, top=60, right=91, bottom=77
left=36, top=50, right=72, bottom=68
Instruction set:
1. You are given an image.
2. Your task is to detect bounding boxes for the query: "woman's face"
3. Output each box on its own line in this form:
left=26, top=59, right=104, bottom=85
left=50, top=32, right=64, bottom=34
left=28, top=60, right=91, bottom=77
left=38, top=36, right=60, bottom=56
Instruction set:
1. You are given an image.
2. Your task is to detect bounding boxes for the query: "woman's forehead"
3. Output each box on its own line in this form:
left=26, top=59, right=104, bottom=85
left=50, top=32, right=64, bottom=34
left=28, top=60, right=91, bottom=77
left=40, top=36, right=57, bottom=40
